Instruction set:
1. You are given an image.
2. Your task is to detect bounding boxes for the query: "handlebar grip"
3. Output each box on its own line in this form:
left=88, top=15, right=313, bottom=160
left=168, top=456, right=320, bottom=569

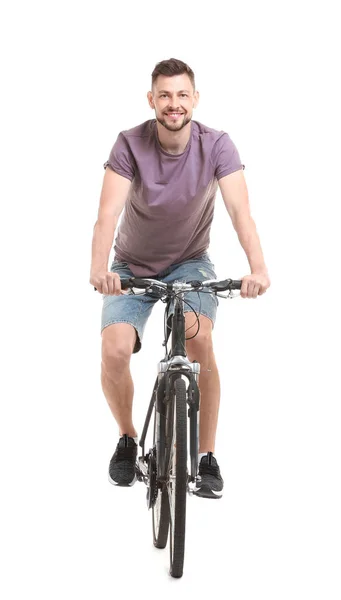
left=213, top=279, right=242, bottom=291
left=121, top=277, right=150, bottom=289
left=120, top=278, right=132, bottom=290
left=94, top=279, right=139, bottom=292
left=230, top=280, right=242, bottom=290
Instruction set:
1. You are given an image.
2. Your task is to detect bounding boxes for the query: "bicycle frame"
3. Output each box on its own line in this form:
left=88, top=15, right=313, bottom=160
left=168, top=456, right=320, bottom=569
left=138, top=286, right=201, bottom=485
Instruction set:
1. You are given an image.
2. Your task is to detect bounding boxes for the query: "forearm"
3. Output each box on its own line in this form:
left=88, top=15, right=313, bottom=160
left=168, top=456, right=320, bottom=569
left=90, top=218, right=116, bottom=273
left=233, top=215, right=268, bottom=274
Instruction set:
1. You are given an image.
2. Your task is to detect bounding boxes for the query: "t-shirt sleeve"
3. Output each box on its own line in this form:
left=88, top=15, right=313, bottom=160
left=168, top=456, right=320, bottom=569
left=103, top=132, right=136, bottom=181
left=211, top=133, right=245, bottom=180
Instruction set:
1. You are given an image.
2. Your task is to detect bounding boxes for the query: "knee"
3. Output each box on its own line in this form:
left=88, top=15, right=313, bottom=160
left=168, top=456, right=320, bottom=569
left=186, top=332, right=213, bottom=361
left=101, top=339, right=132, bottom=375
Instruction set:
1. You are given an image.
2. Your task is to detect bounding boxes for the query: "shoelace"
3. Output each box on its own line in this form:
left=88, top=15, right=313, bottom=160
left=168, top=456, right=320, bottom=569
left=116, top=446, right=136, bottom=461
left=199, top=452, right=220, bottom=477
left=200, top=462, right=220, bottom=477
left=115, top=436, right=137, bottom=462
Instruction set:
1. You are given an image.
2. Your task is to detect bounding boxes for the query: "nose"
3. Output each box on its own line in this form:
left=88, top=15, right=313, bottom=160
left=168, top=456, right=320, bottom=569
left=167, top=95, right=181, bottom=109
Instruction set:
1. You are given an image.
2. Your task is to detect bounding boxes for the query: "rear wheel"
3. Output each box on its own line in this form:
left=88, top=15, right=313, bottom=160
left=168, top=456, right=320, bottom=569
left=168, top=377, right=188, bottom=578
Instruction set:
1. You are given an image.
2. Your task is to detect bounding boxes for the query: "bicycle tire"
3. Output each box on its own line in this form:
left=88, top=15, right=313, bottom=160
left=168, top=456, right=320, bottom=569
left=152, top=482, right=170, bottom=548
left=169, top=377, right=187, bottom=578
left=152, top=401, right=170, bottom=549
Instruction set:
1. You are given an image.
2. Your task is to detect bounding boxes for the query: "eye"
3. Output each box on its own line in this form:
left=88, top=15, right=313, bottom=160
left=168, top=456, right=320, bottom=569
left=181, top=94, right=188, bottom=97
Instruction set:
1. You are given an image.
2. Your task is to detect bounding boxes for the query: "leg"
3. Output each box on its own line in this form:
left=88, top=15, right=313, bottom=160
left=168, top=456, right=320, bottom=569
left=185, top=313, right=220, bottom=453
left=101, top=260, right=157, bottom=436
left=101, top=323, right=138, bottom=438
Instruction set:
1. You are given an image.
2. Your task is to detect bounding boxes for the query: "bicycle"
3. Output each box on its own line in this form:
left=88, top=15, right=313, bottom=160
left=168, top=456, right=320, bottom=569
left=118, top=275, right=242, bottom=578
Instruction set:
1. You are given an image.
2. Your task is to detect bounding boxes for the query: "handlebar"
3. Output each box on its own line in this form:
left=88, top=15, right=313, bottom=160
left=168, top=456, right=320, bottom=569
left=120, top=277, right=242, bottom=293
left=94, top=277, right=242, bottom=295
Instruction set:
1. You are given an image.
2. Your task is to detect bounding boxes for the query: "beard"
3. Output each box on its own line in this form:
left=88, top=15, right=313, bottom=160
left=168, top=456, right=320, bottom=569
left=156, top=112, right=192, bottom=132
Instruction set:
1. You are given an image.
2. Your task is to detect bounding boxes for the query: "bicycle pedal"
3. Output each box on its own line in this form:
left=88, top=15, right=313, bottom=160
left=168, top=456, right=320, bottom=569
left=187, top=481, right=196, bottom=496
left=136, top=458, right=148, bottom=481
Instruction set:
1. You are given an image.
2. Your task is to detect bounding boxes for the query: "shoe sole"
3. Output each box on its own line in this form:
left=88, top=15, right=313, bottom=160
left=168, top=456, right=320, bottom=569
left=108, top=473, right=137, bottom=486
left=192, top=484, right=223, bottom=499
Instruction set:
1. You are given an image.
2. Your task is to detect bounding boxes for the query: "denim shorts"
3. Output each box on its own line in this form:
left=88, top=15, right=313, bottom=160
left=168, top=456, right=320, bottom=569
left=101, top=251, right=218, bottom=353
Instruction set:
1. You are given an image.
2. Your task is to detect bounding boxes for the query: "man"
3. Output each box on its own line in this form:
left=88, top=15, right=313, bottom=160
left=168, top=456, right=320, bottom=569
left=90, top=58, right=270, bottom=499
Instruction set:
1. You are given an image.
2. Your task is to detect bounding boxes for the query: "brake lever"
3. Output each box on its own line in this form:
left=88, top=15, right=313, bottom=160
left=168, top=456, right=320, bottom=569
left=216, top=290, right=240, bottom=299
left=227, top=290, right=240, bottom=299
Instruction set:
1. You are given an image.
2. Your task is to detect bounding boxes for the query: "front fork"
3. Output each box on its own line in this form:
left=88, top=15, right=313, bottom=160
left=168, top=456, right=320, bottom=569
left=156, top=360, right=201, bottom=483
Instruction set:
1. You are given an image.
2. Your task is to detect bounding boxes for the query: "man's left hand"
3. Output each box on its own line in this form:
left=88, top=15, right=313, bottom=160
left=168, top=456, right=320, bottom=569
left=240, top=273, right=271, bottom=299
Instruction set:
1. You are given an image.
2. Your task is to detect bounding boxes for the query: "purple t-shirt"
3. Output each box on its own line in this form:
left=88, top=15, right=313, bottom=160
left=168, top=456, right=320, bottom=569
left=104, top=119, right=244, bottom=276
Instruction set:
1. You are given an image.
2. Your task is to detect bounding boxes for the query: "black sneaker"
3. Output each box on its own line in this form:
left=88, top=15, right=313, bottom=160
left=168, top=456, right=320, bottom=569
left=193, top=452, right=224, bottom=499
left=108, top=434, right=138, bottom=487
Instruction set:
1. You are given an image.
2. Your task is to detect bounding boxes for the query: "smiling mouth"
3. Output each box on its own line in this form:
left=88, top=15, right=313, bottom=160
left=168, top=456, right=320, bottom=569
left=165, top=112, right=184, bottom=118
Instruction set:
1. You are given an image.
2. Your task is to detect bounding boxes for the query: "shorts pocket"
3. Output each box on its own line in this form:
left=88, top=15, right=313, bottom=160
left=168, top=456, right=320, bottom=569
left=110, top=260, right=129, bottom=271
left=193, top=253, right=216, bottom=272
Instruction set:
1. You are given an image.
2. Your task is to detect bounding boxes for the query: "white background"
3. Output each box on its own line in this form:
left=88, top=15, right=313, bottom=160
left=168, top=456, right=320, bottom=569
left=1, top=0, right=340, bottom=597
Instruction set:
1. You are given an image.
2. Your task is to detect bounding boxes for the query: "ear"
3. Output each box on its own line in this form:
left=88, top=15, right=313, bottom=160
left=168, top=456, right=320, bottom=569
left=193, top=90, right=200, bottom=109
left=147, top=91, right=154, bottom=109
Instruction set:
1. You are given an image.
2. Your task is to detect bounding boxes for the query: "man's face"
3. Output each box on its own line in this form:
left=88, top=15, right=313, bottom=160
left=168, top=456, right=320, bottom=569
left=148, top=74, right=199, bottom=132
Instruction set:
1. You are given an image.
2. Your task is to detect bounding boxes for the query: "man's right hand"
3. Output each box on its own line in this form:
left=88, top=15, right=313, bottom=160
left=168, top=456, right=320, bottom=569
left=90, top=271, right=122, bottom=295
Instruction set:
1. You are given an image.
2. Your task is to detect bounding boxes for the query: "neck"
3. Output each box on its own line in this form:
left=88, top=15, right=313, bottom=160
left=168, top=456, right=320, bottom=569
left=156, top=120, right=192, bottom=155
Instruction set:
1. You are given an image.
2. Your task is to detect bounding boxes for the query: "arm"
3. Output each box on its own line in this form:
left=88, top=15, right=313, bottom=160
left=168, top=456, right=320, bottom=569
left=90, top=168, right=131, bottom=294
left=218, top=170, right=270, bottom=298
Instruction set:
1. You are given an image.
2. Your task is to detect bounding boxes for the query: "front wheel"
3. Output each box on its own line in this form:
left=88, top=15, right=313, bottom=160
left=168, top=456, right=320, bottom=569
left=152, top=401, right=170, bottom=549
left=168, top=377, right=188, bottom=578
left=152, top=482, right=170, bottom=548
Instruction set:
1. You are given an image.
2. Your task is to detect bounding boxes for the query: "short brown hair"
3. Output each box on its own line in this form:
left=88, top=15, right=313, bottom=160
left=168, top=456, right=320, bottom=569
left=151, top=58, right=195, bottom=91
